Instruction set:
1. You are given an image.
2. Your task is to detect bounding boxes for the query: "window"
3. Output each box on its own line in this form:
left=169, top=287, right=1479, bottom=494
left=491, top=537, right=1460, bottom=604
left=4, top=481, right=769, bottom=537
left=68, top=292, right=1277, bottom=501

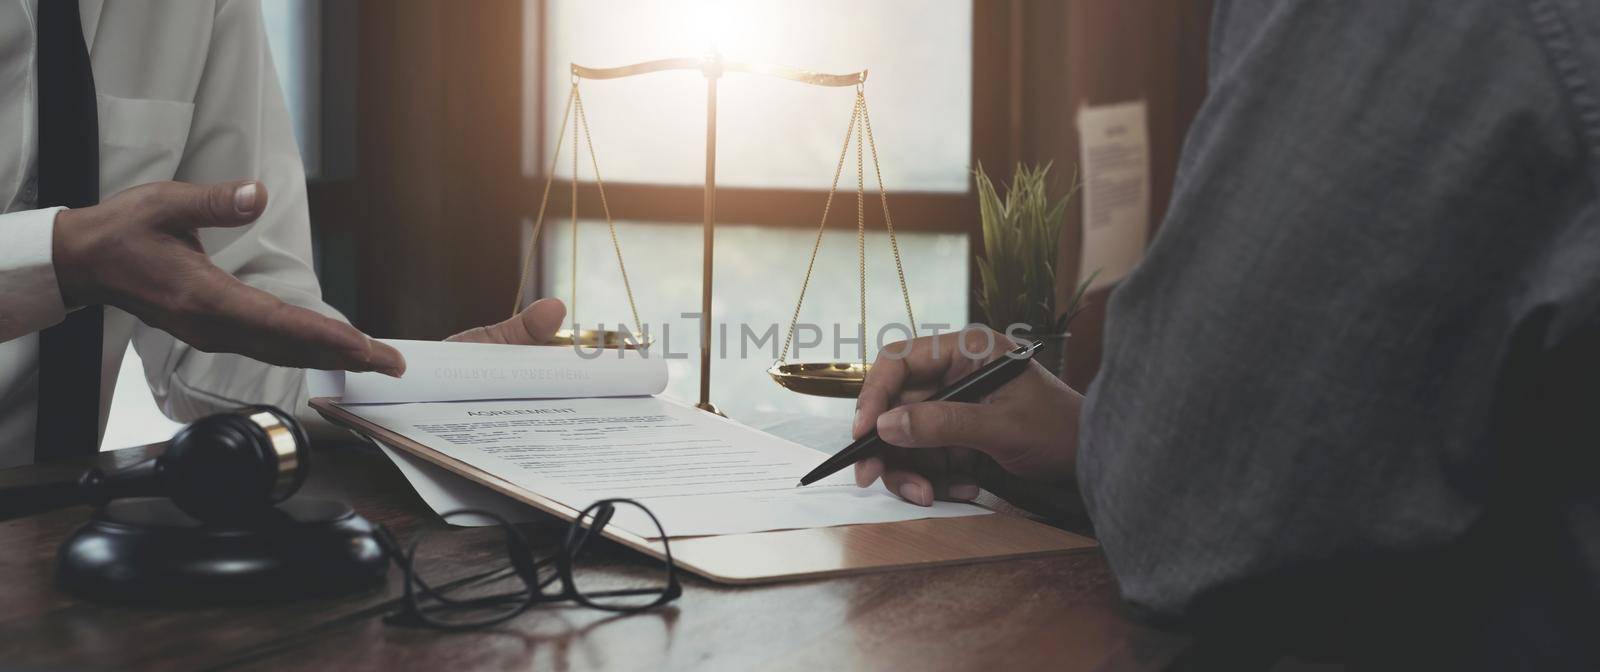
left=525, top=1, right=976, bottom=419
left=527, top=0, right=972, bottom=190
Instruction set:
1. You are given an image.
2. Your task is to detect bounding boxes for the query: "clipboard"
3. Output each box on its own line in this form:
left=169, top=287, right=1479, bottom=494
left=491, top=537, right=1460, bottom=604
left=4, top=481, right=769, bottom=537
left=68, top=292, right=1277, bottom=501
left=311, top=397, right=1097, bottom=585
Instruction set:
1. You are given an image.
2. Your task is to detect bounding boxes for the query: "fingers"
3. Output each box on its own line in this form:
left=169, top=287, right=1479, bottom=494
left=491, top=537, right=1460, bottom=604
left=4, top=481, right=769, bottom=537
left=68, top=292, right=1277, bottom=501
left=854, top=456, right=885, bottom=488
left=854, top=351, right=907, bottom=439
left=358, top=334, right=407, bottom=376
left=909, top=446, right=948, bottom=499
left=515, top=297, right=567, bottom=343
left=854, top=448, right=981, bottom=504
left=852, top=329, right=1004, bottom=439
left=875, top=401, right=996, bottom=451
left=881, top=466, right=935, bottom=507
left=446, top=298, right=567, bottom=344
left=175, top=267, right=406, bottom=376
left=256, top=302, right=406, bottom=376
left=861, top=400, right=1017, bottom=505
left=854, top=444, right=978, bottom=506
left=944, top=447, right=981, bottom=502
left=854, top=335, right=945, bottom=439
left=147, top=180, right=268, bottom=231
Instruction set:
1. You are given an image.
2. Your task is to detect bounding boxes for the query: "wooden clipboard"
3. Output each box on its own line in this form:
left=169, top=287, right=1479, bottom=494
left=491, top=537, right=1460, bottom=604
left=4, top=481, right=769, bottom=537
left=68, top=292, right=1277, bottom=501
left=311, top=397, right=1096, bottom=585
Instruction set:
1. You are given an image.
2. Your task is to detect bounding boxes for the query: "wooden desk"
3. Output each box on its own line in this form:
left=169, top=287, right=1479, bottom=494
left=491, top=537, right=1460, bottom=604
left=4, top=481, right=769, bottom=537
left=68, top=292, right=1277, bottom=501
left=0, top=441, right=1196, bottom=671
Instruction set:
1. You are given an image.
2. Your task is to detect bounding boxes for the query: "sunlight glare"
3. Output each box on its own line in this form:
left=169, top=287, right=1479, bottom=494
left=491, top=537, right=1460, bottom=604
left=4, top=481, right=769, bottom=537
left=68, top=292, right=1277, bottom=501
left=675, top=0, right=777, bottom=59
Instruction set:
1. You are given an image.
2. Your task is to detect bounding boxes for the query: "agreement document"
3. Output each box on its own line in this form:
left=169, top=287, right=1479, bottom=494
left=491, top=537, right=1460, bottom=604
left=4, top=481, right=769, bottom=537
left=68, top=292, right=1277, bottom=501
left=320, top=341, right=988, bottom=539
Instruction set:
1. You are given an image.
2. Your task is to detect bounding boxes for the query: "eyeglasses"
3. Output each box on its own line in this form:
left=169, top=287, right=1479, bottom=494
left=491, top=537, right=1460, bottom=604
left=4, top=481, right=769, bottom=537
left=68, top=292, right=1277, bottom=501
left=373, top=498, right=682, bottom=630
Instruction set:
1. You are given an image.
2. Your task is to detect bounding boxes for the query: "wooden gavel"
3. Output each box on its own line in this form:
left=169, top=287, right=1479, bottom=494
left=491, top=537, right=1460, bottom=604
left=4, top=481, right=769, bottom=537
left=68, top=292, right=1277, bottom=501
left=0, top=406, right=309, bottom=524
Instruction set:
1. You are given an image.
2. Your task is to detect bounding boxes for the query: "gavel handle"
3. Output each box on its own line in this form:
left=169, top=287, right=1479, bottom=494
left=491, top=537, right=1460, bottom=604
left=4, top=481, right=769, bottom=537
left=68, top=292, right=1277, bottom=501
left=0, top=480, right=85, bottom=521
left=0, top=461, right=165, bottom=522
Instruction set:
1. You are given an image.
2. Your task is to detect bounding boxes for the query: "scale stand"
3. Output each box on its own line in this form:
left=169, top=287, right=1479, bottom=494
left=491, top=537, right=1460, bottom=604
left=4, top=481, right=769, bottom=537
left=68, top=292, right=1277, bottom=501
left=514, top=52, right=916, bottom=412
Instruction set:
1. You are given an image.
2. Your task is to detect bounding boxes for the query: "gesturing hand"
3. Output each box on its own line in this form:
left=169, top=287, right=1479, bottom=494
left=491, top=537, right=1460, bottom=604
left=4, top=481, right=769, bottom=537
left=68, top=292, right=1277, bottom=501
left=852, top=327, right=1083, bottom=507
left=52, top=180, right=405, bottom=376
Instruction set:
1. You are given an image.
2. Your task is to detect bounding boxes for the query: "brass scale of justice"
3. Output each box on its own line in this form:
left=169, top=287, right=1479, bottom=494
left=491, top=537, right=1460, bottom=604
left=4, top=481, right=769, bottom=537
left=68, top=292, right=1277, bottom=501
left=513, top=53, right=919, bottom=413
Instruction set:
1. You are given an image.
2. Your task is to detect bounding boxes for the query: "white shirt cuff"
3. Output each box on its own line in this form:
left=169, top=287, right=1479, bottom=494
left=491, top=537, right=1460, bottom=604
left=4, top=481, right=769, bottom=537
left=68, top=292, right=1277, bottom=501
left=0, top=207, right=68, bottom=341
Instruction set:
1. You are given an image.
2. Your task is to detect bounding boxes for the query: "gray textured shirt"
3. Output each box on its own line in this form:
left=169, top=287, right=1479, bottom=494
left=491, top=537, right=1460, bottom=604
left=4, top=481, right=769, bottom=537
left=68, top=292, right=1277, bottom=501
left=1080, top=1, right=1600, bottom=666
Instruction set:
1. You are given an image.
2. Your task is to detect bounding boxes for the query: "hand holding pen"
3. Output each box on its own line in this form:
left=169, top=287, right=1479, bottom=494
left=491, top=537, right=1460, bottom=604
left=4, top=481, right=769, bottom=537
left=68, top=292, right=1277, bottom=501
left=843, top=328, right=1084, bottom=507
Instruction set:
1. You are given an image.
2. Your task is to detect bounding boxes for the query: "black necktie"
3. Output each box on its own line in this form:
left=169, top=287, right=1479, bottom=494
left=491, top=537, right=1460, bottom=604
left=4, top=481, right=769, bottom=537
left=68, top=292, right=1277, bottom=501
left=34, top=0, right=103, bottom=462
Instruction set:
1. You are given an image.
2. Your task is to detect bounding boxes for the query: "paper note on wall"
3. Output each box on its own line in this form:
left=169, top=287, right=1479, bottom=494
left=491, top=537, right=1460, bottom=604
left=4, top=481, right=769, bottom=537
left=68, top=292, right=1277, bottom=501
left=1076, top=101, right=1150, bottom=290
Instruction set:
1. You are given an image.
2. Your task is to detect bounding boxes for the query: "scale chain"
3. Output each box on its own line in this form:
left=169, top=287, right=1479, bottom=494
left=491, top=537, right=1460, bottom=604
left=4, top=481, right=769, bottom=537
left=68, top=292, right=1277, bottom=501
left=515, top=82, right=643, bottom=339
left=854, top=91, right=867, bottom=368
left=777, top=88, right=917, bottom=367
left=859, top=90, right=917, bottom=340
left=570, top=86, right=580, bottom=331
left=573, top=88, right=644, bottom=338
left=778, top=95, right=862, bottom=363
left=515, top=84, right=578, bottom=316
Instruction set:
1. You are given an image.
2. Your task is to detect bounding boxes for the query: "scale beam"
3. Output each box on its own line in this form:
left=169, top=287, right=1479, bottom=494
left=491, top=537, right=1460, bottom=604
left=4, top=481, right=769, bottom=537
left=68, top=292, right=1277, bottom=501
left=572, top=57, right=866, bottom=87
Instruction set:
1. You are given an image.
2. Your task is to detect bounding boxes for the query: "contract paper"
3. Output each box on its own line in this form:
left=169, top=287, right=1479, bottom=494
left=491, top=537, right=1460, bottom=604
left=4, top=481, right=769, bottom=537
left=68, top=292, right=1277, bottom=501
left=307, top=339, right=667, bottom=403
left=342, top=396, right=990, bottom=539
left=376, top=442, right=546, bottom=527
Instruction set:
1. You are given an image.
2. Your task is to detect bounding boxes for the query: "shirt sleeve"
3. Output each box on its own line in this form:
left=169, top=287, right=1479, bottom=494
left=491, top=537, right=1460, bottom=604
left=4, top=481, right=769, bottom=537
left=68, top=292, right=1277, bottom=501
left=1077, top=0, right=1600, bottom=639
left=130, top=0, right=334, bottom=428
left=0, top=207, right=67, bottom=341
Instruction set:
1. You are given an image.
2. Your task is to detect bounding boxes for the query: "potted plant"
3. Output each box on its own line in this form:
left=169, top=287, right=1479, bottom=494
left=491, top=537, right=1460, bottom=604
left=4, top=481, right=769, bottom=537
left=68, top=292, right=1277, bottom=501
left=974, top=162, right=1098, bottom=379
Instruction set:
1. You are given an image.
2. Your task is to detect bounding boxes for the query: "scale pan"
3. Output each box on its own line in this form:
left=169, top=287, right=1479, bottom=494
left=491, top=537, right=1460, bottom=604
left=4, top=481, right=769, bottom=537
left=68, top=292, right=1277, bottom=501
left=547, top=329, right=651, bottom=350
left=767, top=361, right=870, bottom=398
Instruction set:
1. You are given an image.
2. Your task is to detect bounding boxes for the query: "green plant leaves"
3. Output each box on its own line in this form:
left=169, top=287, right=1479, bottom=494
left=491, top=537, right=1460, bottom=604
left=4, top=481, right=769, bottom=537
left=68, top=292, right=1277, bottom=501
left=973, top=162, right=1096, bottom=335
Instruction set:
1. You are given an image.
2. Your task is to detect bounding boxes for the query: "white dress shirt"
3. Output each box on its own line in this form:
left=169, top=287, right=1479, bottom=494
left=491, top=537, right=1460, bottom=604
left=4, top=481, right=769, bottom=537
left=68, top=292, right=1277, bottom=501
left=0, top=0, right=336, bottom=467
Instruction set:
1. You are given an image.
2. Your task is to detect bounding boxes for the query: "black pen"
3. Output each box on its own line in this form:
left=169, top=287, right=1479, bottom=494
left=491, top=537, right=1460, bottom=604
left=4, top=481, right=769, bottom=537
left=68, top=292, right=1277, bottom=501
left=797, top=339, right=1044, bottom=486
